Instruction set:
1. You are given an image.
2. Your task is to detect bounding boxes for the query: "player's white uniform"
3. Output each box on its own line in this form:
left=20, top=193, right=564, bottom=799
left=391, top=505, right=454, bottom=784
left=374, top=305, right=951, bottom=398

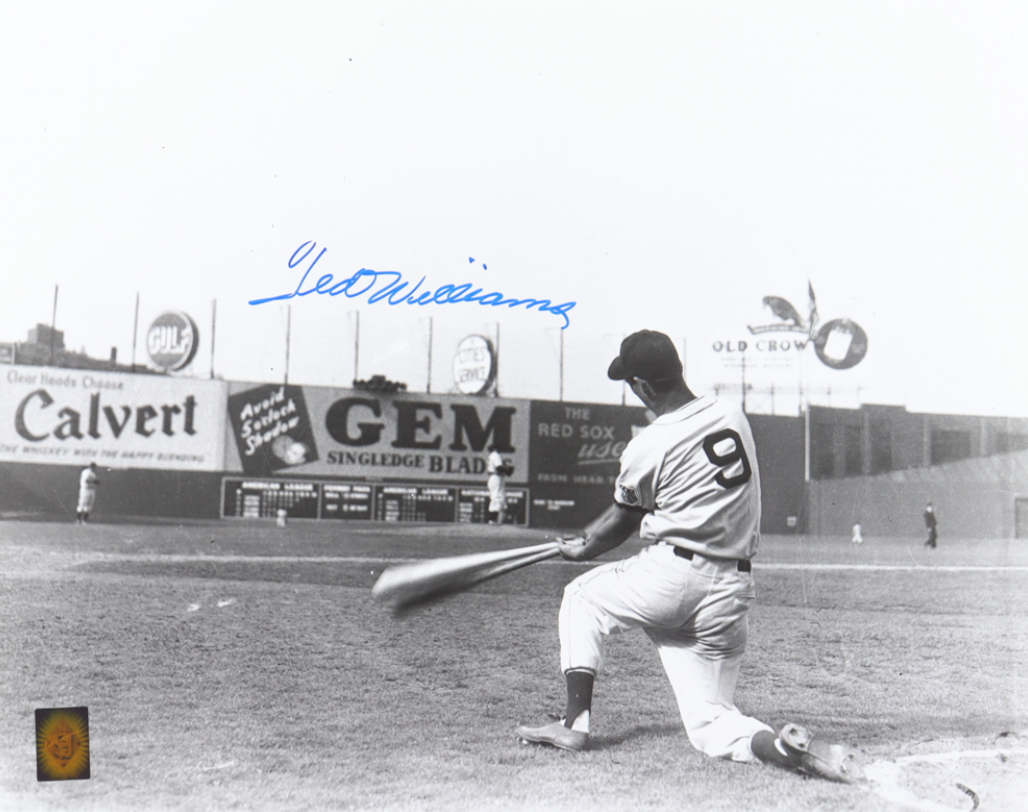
left=77, top=466, right=99, bottom=513
left=486, top=450, right=507, bottom=513
left=559, top=395, right=773, bottom=762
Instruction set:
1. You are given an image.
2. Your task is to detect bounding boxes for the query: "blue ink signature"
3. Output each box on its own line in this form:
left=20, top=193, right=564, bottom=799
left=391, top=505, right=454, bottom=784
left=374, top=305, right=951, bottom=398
left=249, top=242, right=577, bottom=328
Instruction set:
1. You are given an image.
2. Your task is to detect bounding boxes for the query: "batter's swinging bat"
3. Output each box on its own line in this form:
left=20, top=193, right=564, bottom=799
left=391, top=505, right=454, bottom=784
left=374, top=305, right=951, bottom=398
left=371, top=501, right=621, bottom=608
left=371, top=541, right=561, bottom=607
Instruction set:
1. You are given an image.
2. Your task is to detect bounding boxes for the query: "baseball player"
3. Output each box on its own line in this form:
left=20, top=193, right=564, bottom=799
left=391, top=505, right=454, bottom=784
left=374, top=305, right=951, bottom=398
left=515, top=330, right=862, bottom=783
left=486, top=444, right=511, bottom=525
left=923, top=503, right=938, bottom=548
left=76, top=462, right=100, bottom=524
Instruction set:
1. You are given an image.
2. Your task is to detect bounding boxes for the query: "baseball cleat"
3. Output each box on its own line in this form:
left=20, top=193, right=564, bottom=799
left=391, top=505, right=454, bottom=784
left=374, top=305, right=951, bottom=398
left=778, top=723, right=866, bottom=784
left=515, top=720, right=588, bottom=751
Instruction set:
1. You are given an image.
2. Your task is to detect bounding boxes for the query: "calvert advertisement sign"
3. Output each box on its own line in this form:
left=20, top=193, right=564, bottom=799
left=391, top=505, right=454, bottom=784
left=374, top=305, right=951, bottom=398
left=0, top=368, right=226, bottom=471
left=225, top=383, right=530, bottom=482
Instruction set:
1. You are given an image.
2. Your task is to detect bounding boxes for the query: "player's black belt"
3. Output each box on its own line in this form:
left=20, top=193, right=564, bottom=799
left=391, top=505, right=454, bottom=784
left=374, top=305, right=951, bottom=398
left=671, top=545, right=751, bottom=573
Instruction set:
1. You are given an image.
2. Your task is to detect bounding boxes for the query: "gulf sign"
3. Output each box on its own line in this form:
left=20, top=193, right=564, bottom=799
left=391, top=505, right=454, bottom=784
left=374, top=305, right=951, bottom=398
left=147, top=312, right=199, bottom=371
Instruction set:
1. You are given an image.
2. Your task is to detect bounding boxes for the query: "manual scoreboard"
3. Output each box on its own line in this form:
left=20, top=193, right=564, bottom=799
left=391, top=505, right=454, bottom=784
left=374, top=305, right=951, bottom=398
left=321, top=483, right=374, bottom=521
left=222, top=478, right=528, bottom=524
left=222, top=480, right=320, bottom=519
left=373, top=486, right=456, bottom=523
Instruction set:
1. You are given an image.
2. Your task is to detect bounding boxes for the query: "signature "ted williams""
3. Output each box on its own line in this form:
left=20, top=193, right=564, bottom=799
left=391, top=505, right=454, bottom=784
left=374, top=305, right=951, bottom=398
left=249, top=242, right=577, bottom=329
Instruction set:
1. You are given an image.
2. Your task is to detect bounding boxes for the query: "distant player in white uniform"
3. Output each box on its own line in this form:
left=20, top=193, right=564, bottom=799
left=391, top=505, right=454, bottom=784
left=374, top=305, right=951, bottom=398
left=516, top=330, right=863, bottom=783
left=76, top=462, right=100, bottom=524
left=486, top=444, right=510, bottom=525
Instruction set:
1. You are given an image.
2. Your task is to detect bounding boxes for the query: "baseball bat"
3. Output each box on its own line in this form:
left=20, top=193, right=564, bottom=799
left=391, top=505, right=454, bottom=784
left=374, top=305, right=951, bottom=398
left=371, top=501, right=621, bottom=608
left=372, top=541, right=561, bottom=607
left=472, top=545, right=564, bottom=581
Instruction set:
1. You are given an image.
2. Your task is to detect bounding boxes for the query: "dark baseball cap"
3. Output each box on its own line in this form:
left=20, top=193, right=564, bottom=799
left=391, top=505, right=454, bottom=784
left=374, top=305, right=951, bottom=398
left=607, top=330, right=683, bottom=381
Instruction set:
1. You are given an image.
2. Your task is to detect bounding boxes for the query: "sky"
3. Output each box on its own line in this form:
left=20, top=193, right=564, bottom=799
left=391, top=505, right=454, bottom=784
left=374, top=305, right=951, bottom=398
left=2, top=2, right=1026, bottom=417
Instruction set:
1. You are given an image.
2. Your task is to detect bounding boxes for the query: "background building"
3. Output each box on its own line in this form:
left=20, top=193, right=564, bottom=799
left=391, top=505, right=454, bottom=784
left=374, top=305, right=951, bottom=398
left=1, top=324, right=159, bottom=375
left=803, top=405, right=1028, bottom=539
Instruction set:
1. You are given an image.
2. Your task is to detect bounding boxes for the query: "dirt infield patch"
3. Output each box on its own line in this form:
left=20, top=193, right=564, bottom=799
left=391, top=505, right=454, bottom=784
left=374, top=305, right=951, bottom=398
left=863, top=733, right=1028, bottom=811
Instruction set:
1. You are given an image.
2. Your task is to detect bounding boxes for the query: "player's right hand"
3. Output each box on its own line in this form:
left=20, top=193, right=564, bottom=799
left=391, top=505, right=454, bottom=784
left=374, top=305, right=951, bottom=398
left=556, top=535, right=591, bottom=561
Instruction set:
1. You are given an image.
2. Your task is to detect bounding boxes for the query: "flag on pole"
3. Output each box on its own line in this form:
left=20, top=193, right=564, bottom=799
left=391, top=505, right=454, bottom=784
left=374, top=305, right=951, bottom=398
left=807, top=281, right=818, bottom=336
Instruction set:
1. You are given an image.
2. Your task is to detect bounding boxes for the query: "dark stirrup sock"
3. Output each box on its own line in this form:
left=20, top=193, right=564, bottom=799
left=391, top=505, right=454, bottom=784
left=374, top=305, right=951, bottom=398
left=563, top=669, right=595, bottom=728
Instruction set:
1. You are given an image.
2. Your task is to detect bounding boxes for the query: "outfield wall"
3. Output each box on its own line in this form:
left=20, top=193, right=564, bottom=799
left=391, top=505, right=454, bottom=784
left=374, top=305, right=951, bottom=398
left=0, top=370, right=649, bottom=528
left=218, top=383, right=650, bottom=528
left=0, top=368, right=226, bottom=520
left=746, top=413, right=806, bottom=534
left=4, top=366, right=1023, bottom=536
left=0, top=462, right=223, bottom=520
left=806, top=449, right=1028, bottom=539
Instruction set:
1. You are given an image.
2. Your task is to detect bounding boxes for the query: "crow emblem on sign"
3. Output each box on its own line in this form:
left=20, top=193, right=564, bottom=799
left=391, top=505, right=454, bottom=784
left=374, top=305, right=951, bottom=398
left=746, top=282, right=868, bottom=369
left=761, top=296, right=805, bottom=328
left=748, top=282, right=819, bottom=337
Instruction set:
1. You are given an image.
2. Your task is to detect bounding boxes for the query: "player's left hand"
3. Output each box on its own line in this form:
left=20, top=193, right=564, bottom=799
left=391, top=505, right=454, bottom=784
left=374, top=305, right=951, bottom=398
left=556, top=535, right=590, bottom=561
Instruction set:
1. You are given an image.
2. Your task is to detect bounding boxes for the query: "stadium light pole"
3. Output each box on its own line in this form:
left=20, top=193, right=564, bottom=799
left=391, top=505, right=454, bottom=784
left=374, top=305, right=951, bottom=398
left=559, top=328, right=564, bottom=402
left=620, top=333, right=626, bottom=406
left=284, top=303, right=292, bottom=385
left=801, top=348, right=810, bottom=483
left=209, top=298, right=217, bottom=379
left=741, top=351, right=747, bottom=414
left=426, top=316, right=433, bottom=393
left=604, top=332, right=627, bottom=405
left=492, top=321, right=500, bottom=396
left=351, top=310, right=360, bottom=384
left=49, top=284, right=58, bottom=365
left=131, top=292, right=139, bottom=373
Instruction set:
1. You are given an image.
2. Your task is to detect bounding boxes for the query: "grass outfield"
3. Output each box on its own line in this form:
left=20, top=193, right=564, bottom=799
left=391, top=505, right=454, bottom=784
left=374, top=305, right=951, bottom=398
left=1, top=519, right=1026, bottom=812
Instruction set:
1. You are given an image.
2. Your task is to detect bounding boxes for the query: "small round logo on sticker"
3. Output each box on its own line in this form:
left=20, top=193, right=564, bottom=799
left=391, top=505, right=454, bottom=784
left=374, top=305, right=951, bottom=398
left=36, top=707, right=90, bottom=781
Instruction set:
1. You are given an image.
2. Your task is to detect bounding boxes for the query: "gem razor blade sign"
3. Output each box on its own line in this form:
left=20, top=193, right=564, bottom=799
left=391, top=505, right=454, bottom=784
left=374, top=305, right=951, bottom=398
left=225, top=384, right=529, bottom=482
